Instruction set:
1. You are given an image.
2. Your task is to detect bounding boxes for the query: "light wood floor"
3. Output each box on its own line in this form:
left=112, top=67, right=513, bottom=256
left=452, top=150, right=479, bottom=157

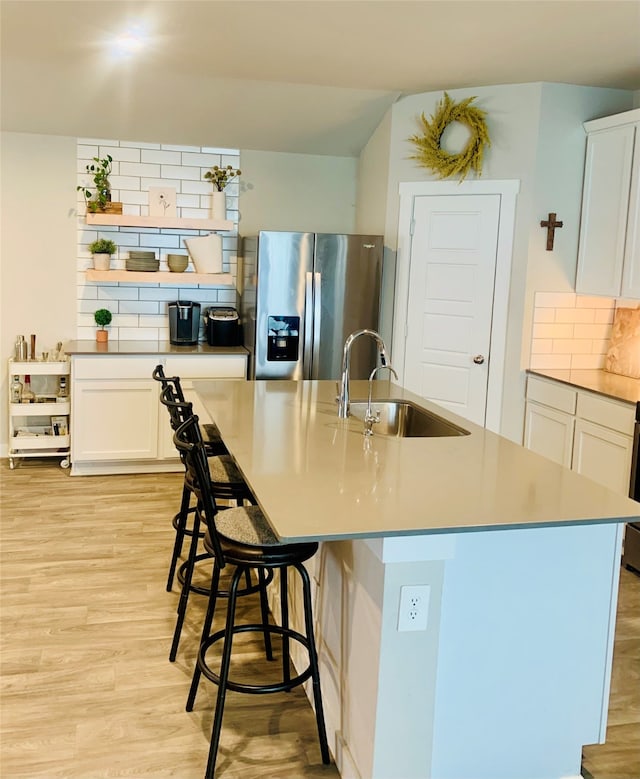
left=1, top=459, right=638, bottom=779
left=0, top=459, right=338, bottom=779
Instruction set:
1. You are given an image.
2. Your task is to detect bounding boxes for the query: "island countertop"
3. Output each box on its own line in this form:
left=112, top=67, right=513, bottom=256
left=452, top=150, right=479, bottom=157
left=194, top=379, right=640, bottom=542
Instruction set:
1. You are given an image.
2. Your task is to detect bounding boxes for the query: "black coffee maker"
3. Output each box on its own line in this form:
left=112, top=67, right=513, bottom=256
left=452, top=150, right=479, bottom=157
left=168, top=301, right=201, bottom=345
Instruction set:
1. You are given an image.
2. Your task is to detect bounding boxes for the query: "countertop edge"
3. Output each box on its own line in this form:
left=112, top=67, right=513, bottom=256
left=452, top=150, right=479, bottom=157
left=527, top=368, right=640, bottom=405
left=64, top=340, right=248, bottom=356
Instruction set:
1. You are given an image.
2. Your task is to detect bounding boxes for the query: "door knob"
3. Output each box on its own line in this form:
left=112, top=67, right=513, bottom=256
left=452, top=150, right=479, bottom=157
left=473, top=354, right=485, bottom=364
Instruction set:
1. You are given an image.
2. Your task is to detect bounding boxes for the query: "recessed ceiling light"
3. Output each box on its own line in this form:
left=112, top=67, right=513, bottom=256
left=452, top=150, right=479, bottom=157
left=110, top=24, right=148, bottom=57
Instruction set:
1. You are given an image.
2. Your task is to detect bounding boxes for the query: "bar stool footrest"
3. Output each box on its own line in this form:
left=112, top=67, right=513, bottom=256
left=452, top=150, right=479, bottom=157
left=199, top=623, right=313, bottom=694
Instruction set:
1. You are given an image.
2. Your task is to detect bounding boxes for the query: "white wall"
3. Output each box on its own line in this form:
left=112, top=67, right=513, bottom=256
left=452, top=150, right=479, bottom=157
left=238, top=149, right=357, bottom=235
left=1, top=131, right=77, bottom=453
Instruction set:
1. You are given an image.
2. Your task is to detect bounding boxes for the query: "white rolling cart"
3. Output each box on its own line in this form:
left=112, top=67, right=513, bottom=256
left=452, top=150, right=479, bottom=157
left=8, top=358, right=71, bottom=469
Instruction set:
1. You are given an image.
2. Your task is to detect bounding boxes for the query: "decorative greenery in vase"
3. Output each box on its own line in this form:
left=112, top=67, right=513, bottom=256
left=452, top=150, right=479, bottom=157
left=88, top=238, right=117, bottom=256
left=77, top=155, right=113, bottom=212
left=94, top=308, right=113, bottom=329
left=203, top=165, right=241, bottom=191
left=94, top=308, right=112, bottom=343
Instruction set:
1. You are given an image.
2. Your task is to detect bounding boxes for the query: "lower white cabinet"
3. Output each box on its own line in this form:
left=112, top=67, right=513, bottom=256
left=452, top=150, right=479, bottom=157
left=524, top=375, right=634, bottom=495
left=71, top=353, right=247, bottom=475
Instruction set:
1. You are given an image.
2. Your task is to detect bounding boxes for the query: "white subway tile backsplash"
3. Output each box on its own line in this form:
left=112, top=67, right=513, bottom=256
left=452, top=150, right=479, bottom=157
left=103, top=146, right=141, bottom=163
left=532, top=323, right=575, bottom=339
left=533, top=292, right=577, bottom=308
left=530, top=354, right=572, bottom=370
left=573, top=323, right=612, bottom=339
left=531, top=339, right=552, bottom=354
left=161, top=164, right=200, bottom=180
left=111, top=314, right=140, bottom=327
left=141, top=149, right=182, bottom=165
left=552, top=339, right=592, bottom=354
left=139, top=287, right=183, bottom=301
left=121, top=140, right=161, bottom=150
left=119, top=301, right=160, bottom=315
left=176, top=194, right=201, bottom=209
left=181, top=180, right=211, bottom=196
left=98, top=287, right=140, bottom=301
left=594, top=308, right=615, bottom=324
left=529, top=291, right=616, bottom=372
left=119, top=327, right=160, bottom=340
left=180, top=151, right=220, bottom=167
left=554, top=308, right=596, bottom=324
left=109, top=175, right=142, bottom=191
left=571, top=354, right=606, bottom=369
left=119, top=161, right=161, bottom=178
left=575, top=295, right=614, bottom=308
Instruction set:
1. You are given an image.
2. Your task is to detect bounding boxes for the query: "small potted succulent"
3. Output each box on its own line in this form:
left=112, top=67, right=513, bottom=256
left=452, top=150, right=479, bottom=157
left=204, top=164, right=241, bottom=220
left=77, top=154, right=114, bottom=213
left=94, top=308, right=112, bottom=343
left=88, top=238, right=117, bottom=271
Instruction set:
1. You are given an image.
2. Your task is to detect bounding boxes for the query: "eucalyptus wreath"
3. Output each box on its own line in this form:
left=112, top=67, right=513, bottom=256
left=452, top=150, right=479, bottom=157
left=409, top=93, right=490, bottom=181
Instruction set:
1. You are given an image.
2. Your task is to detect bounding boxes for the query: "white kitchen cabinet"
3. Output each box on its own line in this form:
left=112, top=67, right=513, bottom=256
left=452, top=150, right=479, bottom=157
left=523, top=375, right=576, bottom=467
left=576, top=108, right=640, bottom=299
left=524, top=374, right=634, bottom=495
left=524, top=402, right=575, bottom=467
left=71, top=352, right=247, bottom=475
left=572, top=418, right=633, bottom=495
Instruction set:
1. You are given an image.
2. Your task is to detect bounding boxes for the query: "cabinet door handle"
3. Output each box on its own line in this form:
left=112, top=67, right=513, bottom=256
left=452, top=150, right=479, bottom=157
left=473, top=354, right=485, bottom=365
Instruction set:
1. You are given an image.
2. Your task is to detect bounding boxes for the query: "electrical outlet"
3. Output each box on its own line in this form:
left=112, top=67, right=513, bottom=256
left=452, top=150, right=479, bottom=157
left=397, top=584, right=430, bottom=632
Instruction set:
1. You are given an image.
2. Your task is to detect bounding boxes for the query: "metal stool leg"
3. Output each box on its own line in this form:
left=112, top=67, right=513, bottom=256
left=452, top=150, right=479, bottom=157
left=297, top=562, right=330, bottom=764
left=280, top=568, right=291, bottom=686
left=170, top=503, right=202, bottom=662
left=186, top=562, right=221, bottom=711
left=166, top=481, right=192, bottom=592
left=258, top=567, right=274, bottom=661
left=205, top=565, right=243, bottom=779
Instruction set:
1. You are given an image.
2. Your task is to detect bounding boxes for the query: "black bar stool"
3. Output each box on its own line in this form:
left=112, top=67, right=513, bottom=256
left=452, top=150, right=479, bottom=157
left=152, top=364, right=228, bottom=592
left=174, top=415, right=331, bottom=779
left=156, top=377, right=270, bottom=663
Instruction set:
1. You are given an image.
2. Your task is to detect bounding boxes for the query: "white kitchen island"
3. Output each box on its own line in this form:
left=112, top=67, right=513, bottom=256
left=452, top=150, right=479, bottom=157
left=194, top=379, right=640, bottom=779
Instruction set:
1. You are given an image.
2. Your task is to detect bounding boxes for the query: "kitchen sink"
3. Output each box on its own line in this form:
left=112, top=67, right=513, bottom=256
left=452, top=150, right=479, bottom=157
left=349, top=400, right=470, bottom=438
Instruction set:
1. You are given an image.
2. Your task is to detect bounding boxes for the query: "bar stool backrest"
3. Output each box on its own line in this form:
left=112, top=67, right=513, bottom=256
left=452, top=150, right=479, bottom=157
left=173, top=415, right=226, bottom=570
left=160, top=383, right=193, bottom=433
left=152, top=364, right=187, bottom=403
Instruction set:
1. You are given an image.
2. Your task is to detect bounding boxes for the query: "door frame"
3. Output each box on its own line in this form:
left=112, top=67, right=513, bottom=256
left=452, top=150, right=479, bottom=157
left=393, top=180, right=520, bottom=433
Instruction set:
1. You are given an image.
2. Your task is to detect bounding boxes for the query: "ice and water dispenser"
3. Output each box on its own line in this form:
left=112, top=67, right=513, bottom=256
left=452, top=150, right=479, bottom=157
left=267, top=316, right=299, bottom=361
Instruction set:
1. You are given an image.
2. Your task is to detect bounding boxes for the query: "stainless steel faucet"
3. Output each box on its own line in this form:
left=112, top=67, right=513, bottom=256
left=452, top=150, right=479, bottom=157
left=337, top=329, right=390, bottom=418
left=363, top=364, right=399, bottom=435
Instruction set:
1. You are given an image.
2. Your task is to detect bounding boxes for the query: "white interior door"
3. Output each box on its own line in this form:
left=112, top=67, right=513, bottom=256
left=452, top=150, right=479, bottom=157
left=402, top=194, right=500, bottom=426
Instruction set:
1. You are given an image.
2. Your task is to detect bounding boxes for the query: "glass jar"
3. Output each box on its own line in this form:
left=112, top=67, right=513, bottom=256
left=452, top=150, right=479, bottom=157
left=10, top=375, right=22, bottom=403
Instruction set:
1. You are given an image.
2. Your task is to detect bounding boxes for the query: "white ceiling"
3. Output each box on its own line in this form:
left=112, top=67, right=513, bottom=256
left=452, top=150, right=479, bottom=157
left=1, top=0, right=639, bottom=155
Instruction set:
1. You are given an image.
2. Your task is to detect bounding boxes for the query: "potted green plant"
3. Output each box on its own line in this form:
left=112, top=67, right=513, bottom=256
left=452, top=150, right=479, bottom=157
left=203, top=164, right=241, bottom=220
left=88, top=238, right=117, bottom=271
left=94, top=308, right=112, bottom=343
left=77, top=154, right=113, bottom=213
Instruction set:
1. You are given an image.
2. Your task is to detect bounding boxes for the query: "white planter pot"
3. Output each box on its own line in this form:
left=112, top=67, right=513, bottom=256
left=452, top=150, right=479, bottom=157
left=211, top=191, right=227, bottom=221
left=183, top=233, right=223, bottom=274
left=93, top=253, right=111, bottom=271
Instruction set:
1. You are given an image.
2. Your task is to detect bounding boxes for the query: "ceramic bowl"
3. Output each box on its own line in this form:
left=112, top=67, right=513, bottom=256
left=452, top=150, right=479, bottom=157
left=167, top=253, right=189, bottom=273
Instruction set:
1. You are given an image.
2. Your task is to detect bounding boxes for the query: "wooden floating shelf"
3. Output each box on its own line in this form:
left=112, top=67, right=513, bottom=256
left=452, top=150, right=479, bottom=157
left=85, top=213, right=234, bottom=231
left=85, top=269, right=234, bottom=286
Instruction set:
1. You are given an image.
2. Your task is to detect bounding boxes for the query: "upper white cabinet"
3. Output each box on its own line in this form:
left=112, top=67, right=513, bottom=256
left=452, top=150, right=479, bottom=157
left=576, top=109, right=640, bottom=299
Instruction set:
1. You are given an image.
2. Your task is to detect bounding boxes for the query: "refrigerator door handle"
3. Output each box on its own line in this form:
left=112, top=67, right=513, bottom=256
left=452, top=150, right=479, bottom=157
left=311, top=272, right=322, bottom=379
left=303, top=272, right=314, bottom=379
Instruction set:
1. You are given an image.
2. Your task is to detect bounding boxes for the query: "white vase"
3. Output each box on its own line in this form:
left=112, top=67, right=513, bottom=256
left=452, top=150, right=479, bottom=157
left=184, top=233, right=223, bottom=274
left=93, top=253, right=111, bottom=271
left=211, top=191, right=227, bottom=221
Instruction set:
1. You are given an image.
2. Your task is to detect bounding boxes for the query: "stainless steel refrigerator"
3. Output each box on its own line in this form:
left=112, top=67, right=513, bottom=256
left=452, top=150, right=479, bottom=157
left=240, top=231, right=383, bottom=380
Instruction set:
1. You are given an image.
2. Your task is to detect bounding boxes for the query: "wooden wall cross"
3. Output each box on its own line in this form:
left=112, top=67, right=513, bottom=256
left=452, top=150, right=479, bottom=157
left=540, top=212, right=563, bottom=251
